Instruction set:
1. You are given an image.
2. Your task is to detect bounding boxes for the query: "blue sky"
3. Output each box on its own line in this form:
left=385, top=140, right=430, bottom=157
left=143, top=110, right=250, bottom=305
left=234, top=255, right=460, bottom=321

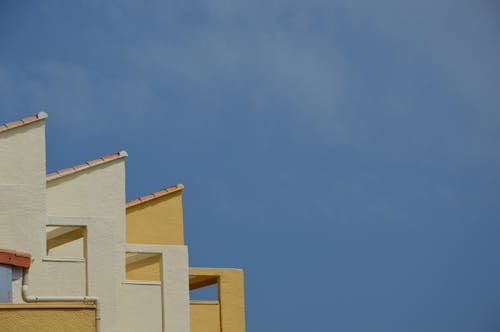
left=1, top=1, right=500, bottom=330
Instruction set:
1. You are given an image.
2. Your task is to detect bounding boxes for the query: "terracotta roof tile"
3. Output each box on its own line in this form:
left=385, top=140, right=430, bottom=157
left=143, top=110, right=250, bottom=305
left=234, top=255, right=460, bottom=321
left=47, top=151, right=128, bottom=182
left=126, top=184, right=184, bottom=208
left=73, top=164, right=89, bottom=171
left=86, top=158, right=100, bottom=166
left=0, top=112, right=48, bottom=133
left=0, top=248, right=32, bottom=268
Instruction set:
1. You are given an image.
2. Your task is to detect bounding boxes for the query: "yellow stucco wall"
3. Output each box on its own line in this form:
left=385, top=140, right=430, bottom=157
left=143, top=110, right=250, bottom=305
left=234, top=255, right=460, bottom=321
left=125, top=190, right=184, bottom=281
left=190, top=268, right=246, bottom=332
left=126, top=190, right=184, bottom=245
left=125, top=186, right=246, bottom=332
left=190, top=301, right=221, bottom=332
left=0, top=303, right=96, bottom=332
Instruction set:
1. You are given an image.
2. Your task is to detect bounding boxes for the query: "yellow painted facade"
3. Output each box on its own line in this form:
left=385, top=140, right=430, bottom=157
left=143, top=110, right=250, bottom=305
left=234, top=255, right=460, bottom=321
left=125, top=188, right=246, bottom=331
left=126, top=189, right=185, bottom=245
left=125, top=188, right=184, bottom=282
left=190, top=301, right=221, bottom=332
left=0, top=113, right=244, bottom=331
left=190, top=268, right=246, bottom=332
left=0, top=303, right=96, bottom=332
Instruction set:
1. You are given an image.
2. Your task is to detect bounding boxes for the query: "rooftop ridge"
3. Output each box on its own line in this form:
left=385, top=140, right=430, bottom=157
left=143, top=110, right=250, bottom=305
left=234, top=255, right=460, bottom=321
left=0, top=112, right=48, bottom=133
left=47, top=150, right=128, bottom=181
left=126, top=184, right=184, bottom=208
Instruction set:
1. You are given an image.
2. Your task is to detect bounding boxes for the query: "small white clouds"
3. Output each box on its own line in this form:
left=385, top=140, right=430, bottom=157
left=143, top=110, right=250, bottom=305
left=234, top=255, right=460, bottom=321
left=2, top=0, right=499, bottom=165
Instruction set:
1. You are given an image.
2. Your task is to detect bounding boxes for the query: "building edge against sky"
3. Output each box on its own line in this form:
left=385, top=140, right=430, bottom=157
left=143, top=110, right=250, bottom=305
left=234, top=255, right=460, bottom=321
left=0, top=112, right=245, bottom=332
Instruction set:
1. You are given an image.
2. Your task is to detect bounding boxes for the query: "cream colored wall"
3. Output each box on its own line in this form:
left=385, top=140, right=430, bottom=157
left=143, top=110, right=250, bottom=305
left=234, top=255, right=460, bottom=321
left=0, top=115, right=194, bottom=331
left=30, top=215, right=116, bottom=299
left=123, top=244, right=190, bottom=332
left=42, top=146, right=188, bottom=331
left=119, top=283, right=163, bottom=332
left=0, top=119, right=49, bottom=305
left=46, top=160, right=126, bottom=218
left=0, top=120, right=47, bottom=187
left=0, top=303, right=96, bottom=332
left=46, top=161, right=126, bottom=332
left=31, top=260, right=87, bottom=296
left=126, top=191, right=184, bottom=245
left=0, top=120, right=47, bottom=256
left=0, top=121, right=120, bottom=328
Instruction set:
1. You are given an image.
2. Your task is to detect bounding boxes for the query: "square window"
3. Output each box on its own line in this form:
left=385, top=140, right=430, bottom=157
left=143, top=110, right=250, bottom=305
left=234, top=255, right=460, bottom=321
left=46, top=226, right=86, bottom=260
left=125, top=252, right=162, bottom=281
left=189, top=275, right=219, bottom=301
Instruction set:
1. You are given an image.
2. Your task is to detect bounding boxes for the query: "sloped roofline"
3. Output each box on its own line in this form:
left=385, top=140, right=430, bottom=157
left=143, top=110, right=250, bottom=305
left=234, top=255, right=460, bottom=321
left=0, top=112, right=48, bottom=133
left=47, top=151, right=128, bottom=182
left=126, top=184, right=184, bottom=208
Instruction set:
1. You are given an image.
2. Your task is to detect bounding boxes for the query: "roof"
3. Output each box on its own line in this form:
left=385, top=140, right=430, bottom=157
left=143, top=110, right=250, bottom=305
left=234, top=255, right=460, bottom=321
left=126, top=184, right=184, bottom=208
left=0, top=248, right=32, bottom=268
left=0, top=112, right=48, bottom=133
left=47, top=151, right=128, bottom=181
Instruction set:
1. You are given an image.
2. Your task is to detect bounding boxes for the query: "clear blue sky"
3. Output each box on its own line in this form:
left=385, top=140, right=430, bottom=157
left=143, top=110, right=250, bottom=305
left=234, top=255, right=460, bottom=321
left=1, top=1, right=500, bottom=331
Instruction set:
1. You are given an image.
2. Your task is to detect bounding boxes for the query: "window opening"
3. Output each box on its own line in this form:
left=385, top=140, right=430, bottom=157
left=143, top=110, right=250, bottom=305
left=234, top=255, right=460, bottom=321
left=189, top=275, right=219, bottom=301
left=46, top=225, right=86, bottom=260
left=125, top=252, right=162, bottom=281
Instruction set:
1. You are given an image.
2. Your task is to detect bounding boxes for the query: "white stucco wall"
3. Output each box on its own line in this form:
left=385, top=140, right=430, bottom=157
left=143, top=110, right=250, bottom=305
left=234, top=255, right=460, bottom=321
left=46, top=160, right=126, bottom=332
left=46, top=160, right=126, bottom=219
left=0, top=120, right=48, bottom=305
left=123, top=244, right=190, bottom=332
left=0, top=121, right=47, bottom=255
left=119, top=282, right=163, bottom=331
left=0, top=121, right=47, bottom=187
left=1, top=117, right=192, bottom=332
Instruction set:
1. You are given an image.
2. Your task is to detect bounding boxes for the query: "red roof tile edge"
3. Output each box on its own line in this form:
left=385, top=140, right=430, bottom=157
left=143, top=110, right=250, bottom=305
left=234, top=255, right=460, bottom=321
left=126, top=184, right=184, bottom=208
left=0, top=112, right=48, bottom=133
left=0, top=248, right=32, bottom=268
left=47, top=151, right=128, bottom=181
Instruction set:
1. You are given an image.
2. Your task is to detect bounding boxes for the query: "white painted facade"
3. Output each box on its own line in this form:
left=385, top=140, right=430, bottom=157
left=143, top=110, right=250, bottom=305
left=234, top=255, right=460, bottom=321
left=0, top=114, right=190, bottom=332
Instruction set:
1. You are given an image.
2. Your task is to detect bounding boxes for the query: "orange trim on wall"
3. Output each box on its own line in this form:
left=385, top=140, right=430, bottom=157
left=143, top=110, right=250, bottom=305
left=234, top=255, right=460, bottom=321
left=0, top=112, right=47, bottom=133
left=0, top=248, right=32, bottom=268
left=46, top=151, right=128, bottom=181
left=126, top=184, right=184, bottom=208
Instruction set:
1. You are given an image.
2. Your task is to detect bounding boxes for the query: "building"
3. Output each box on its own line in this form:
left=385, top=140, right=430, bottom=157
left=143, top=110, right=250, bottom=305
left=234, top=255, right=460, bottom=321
left=0, top=113, right=245, bottom=331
